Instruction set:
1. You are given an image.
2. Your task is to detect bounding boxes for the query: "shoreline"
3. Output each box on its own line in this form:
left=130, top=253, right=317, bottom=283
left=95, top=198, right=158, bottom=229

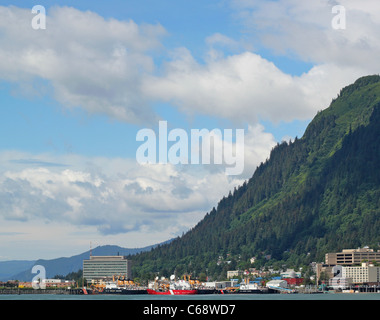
left=1, top=289, right=380, bottom=295
left=0, top=288, right=83, bottom=295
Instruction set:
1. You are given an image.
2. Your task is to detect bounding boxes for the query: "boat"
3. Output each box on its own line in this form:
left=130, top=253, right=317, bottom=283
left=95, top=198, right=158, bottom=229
left=147, top=276, right=197, bottom=295
left=102, top=282, right=147, bottom=295
left=237, top=282, right=263, bottom=294
left=147, top=288, right=197, bottom=295
left=196, top=288, right=219, bottom=294
left=89, top=276, right=148, bottom=295
left=234, top=276, right=265, bottom=294
left=102, top=288, right=147, bottom=294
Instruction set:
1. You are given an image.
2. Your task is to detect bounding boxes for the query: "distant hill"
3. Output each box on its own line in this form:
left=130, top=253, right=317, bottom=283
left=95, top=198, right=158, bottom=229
left=2, top=241, right=171, bottom=281
left=0, top=260, right=35, bottom=282
left=130, top=75, right=380, bottom=280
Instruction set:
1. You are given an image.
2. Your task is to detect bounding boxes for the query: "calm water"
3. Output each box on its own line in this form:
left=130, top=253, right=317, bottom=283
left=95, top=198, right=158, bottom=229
left=0, top=293, right=379, bottom=300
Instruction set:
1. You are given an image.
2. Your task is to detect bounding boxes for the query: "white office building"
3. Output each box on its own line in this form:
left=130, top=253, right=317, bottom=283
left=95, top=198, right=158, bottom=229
left=342, top=263, right=380, bottom=284
left=83, top=256, right=132, bottom=281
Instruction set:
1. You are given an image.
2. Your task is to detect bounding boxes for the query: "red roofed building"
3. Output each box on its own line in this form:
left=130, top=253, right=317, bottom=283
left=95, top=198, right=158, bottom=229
left=284, top=278, right=304, bottom=286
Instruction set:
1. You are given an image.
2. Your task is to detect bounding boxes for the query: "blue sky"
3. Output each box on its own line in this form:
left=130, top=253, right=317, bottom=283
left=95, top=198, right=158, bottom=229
left=0, top=0, right=379, bottom=261
left=0, top=0, right=312, bottom=159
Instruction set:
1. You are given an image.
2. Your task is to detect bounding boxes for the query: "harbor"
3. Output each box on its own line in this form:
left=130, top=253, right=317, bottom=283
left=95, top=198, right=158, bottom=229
left=2, top=248, right=380, bottom=298
left=0, top=291, right=379, bottom=301
left=2, top=278, right=379, bottom=296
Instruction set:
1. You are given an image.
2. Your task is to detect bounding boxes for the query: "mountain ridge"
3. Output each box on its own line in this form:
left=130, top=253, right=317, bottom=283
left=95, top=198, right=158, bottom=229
left=3, top=75, right=379, bottom=282
left=129, top=75, right=380, bottom=280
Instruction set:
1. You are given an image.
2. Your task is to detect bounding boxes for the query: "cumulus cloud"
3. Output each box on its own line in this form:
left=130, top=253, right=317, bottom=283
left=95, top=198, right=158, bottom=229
left=0, top=5, right=166, bottom=124
left=0, top=153, right=238, bottom=239
left=143, top=49, right=366, bottom=124
left=0, top=124, right=275, bottom=239
left=231, top=0, right=380, bottom=69
left=1, top=4, right=378, bottom=127
left=139, top=0, right=380, bottom=124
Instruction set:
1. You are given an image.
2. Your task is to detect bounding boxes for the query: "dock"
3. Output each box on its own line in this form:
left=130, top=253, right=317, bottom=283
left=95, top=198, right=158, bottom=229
left=0, top=288, right=84, bottom=295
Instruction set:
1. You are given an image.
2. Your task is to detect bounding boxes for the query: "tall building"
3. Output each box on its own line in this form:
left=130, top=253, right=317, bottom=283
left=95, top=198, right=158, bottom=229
left=342, top=263, right=380, bottom=285
left=316, top=247, right=380, bottom=284
left=83, top=256, right=132, bottom=281
left=325, top=247, right=380, bottom=266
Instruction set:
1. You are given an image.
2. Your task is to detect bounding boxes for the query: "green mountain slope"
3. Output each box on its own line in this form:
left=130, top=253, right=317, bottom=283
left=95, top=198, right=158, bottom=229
left=131, top=75, right=380, bottom=279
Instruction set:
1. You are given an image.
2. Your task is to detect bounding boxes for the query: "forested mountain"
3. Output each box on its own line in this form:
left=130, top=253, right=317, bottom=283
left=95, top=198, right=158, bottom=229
left=131, top=75, right=380, bottom=280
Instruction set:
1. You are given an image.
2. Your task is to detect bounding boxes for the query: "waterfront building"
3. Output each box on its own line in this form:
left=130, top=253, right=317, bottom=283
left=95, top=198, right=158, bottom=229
left=83, top=255, right=132, bottom=281
left=342, top=262, right=380, bottom=285
left=317, top=253, right=380, bottom=287
left=328, top=277, right=352, bottom=290
left=325, top=247, right=380, bottom=266
left=18, top=279, right=75, bottom=289
left=266, top=279, right=288, bottom=288
left=280, top=269, right=302, bottom=279
left=284, top=278, right=304, bottom=286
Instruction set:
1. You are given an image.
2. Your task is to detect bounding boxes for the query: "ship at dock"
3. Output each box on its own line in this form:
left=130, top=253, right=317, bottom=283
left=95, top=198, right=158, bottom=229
left=87, top=275, right=147, bottom=295
left=146, top=287, right=197, bottom=295
left=147, top=275, right=197, bottom=295
left=83, top=273, right=277, bottom=295
left=101, top=282, right=147, bottom=295
left=236, top=281, right=264, bottom=294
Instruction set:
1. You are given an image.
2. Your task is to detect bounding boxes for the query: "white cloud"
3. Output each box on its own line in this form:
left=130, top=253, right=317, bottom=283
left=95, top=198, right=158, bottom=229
left=0, top=153, right=236, bottom=239
left=1, top=4, right=378, bottom=128
left=242, top=123, right=277, bottom=175
left=0, top=123, right=275, bottom=250
left=139, top=0, right=380, bottom=124
left=230, top=0, right=380, bottom=69
left=143, top=49, right=366, bottom=124
left=0, top=5, right=166, bottom=124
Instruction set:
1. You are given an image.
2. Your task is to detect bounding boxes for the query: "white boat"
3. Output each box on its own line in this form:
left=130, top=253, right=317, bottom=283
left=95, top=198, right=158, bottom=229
left=238, top=281, right=262, bottom=294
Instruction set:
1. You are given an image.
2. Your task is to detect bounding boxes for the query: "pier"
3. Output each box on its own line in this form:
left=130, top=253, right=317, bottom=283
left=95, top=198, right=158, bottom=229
left=0, top=288, right=84, bottom=295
